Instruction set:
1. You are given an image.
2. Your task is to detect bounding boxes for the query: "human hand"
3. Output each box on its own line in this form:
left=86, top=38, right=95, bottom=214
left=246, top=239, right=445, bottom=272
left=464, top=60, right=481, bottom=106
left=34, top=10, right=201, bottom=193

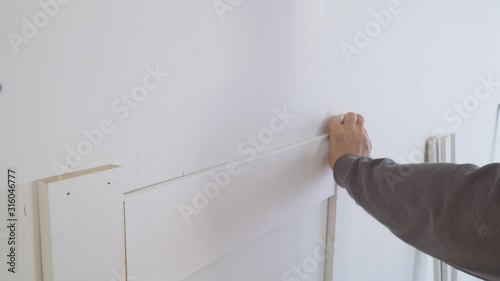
left=328, top=112, right=372, bottom=169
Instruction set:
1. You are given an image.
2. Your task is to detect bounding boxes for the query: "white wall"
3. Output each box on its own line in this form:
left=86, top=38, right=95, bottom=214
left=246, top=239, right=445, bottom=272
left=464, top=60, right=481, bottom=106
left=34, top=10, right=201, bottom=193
left=1, top=0, right=500, bottom=280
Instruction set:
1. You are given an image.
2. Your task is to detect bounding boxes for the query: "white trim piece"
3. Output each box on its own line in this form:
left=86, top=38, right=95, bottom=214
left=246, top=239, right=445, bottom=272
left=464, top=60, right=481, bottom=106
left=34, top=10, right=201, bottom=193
left=441, top=262, right=448, bottom=281
left=37, top=165, right=125, bottom=281
left=450, top=134, right=456, bottom=164
left=125, top=133, right=330, bottom=197
left=323, top=185, right=338, bottom=281
left=492, top=105, right=500, bottom=162
left=439, top=137, right=446, bottom=163
left=412, top=250, right=432, bottom=281
left=451, top=266, right=458, bottom=281
left=426, top=134, right=458, bottom=281
left=427, top=137, right=438, bottom=164
left=125, top=135, right=334, bottom=281
left=434, top=258, right=442, bottom=281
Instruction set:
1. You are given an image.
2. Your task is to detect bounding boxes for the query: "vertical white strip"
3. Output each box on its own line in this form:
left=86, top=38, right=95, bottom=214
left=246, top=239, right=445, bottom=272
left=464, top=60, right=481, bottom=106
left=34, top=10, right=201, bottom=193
left=426, top=135, right=458, bottom=281
left=433, top=259, right=442, bottom=281
left=323, top=185, right=338, bottom=281
left=450, top=134, right=456, bottom=164
left=491, top=105, right=500, bottom=162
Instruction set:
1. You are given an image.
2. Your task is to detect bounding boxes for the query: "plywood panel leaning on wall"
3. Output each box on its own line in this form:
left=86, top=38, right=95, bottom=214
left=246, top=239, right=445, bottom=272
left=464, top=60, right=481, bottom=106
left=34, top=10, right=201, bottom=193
left=37, top=165, right=126, bottom=281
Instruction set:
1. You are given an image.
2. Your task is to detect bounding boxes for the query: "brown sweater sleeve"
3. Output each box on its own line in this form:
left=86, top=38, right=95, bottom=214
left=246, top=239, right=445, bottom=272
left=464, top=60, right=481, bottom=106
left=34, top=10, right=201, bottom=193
left=333, top=154, right=500, bottom=281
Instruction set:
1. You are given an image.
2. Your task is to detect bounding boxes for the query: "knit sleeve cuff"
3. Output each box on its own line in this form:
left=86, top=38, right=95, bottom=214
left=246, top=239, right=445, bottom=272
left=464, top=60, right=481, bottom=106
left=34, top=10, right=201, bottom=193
left=333, top=154, right=361, bottom=187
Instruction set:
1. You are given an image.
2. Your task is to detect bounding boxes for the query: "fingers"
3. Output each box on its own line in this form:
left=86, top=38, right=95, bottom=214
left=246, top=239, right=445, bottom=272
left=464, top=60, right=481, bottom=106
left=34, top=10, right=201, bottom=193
left=356, top=114, right=364, bottom=127
left=344, top=112, right=357, bottom=127
left=328, top=117, right=341, bottom=132
left=329, top=112, right=365, bottom=132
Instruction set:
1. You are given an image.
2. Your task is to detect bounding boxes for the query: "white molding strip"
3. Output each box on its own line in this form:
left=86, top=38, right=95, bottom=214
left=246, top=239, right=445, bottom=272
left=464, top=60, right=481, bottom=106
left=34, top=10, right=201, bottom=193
left=323, top=185, right=338, bottom=281
left=426, top=134, right=458, bottom=281
left=124, top=134, right=334, bottom=281
left=125, top=133, right=330, bottom=198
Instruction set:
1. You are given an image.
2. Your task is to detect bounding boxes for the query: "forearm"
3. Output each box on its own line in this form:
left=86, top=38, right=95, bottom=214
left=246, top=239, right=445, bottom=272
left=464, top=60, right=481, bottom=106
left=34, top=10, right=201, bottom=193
left=334, top=154, right=500, bottom=280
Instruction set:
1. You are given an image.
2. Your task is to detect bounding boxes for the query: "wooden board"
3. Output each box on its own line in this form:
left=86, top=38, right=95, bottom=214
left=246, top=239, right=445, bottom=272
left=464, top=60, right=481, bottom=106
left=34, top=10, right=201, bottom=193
left=180, top=200, right=329, bottom=281
left=124, top=135, right=334, bottom=281
left=426, top=135, right=458, bottom=281
left=493, top=105, right=500, bottom=162
left=37, top=165, right=125, bottom=281
left=323, top=185, right=338, bottom=281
